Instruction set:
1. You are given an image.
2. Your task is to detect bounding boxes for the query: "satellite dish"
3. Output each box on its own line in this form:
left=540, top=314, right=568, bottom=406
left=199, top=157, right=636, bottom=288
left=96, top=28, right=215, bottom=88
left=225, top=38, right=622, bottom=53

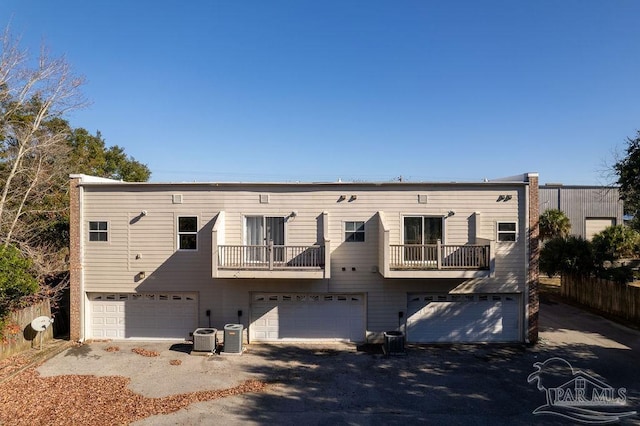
left=31, top=316, right=54, bottom=332
left=30, top=316, right=54, bottom=351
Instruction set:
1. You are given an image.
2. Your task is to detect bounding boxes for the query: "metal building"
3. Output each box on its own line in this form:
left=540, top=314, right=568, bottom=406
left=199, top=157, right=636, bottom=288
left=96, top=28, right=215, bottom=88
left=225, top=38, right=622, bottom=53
left=539, top=185, right=624, bottom=240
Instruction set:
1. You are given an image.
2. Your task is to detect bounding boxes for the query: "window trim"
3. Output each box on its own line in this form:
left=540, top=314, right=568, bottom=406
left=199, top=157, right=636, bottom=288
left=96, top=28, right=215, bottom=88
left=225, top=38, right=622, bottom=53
left=88, top=221, right=109, bottom=242
left=177, top=216, right=198, bottom=251
left=497, top=221, right=517, bottom=242
left=344, top=221, right=365, bottom=242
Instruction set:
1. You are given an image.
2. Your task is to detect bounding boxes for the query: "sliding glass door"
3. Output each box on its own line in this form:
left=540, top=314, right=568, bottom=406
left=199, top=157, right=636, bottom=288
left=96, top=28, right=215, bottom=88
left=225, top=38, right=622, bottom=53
left=403, top=216, right=443, bottom=261
left=245, top=216, right=285, bottom=262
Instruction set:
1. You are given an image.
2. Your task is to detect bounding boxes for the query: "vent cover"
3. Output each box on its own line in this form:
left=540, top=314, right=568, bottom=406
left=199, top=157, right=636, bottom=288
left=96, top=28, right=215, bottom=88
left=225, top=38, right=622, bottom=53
left=418, top=194, right=428, bottom=204
left=172, top=194, right=183, bottom=204
left=259, top=194, right=270, bottom=204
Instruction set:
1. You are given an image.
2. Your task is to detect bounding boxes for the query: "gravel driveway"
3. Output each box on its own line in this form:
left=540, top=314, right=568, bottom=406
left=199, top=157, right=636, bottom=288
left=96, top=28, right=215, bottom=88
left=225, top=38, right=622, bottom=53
left=1, top=296, right=639, bottom=425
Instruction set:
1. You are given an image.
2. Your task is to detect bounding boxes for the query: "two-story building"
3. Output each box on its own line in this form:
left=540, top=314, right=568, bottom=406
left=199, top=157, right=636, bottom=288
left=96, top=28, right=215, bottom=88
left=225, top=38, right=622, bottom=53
left=69, top=173, right=540, bottom=344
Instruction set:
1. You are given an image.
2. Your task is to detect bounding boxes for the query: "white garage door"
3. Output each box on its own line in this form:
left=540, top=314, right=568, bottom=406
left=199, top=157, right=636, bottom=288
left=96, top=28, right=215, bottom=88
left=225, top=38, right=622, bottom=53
left=250, top=293, right=365, bottom=342
left=89, top=293, right=197, bottom=339
left=585, top=218, right=615, bottom=240
left=406, top=293, right=520, bottom=343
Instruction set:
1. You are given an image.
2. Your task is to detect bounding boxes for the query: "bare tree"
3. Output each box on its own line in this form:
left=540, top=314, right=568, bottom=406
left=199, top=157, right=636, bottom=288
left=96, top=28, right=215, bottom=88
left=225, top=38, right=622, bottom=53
left=0, top=27, right=87, bottom=251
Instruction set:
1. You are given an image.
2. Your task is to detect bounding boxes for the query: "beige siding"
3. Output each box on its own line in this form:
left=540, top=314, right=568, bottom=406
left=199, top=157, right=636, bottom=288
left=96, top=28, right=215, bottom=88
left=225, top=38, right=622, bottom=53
left=80, top=182, right=530, bottom=338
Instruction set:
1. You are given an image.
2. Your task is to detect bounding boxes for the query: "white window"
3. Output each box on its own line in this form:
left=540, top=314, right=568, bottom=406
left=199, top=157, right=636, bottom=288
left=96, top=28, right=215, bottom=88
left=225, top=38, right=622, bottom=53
left=345, top=221, right=365, bottom=242
left=89, top=221, right=108, bottom=242
left=178, top=216, right=198, bottom=250
left=497, top=222, right=517, bottom=242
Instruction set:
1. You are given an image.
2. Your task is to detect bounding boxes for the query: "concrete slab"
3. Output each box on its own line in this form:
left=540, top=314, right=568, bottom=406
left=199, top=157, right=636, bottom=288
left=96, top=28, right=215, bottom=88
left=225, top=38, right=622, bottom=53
left=36, top=341, right=268, bottom=398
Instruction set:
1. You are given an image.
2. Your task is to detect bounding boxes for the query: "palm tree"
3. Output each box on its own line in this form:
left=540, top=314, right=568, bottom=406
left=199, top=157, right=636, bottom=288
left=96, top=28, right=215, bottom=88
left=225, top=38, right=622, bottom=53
left=539, top=209, right=571, bottom=241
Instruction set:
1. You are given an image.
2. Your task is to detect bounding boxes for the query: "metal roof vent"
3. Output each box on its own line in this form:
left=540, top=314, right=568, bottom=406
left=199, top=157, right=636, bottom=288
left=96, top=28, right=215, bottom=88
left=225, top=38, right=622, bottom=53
left=192, top=328, right=217, bottom=353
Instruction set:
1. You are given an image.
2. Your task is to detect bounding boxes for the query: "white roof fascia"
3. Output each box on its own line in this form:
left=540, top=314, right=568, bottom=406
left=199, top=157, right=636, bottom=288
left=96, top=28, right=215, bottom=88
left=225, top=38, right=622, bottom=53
left=69, top=174, right=123, bottom=184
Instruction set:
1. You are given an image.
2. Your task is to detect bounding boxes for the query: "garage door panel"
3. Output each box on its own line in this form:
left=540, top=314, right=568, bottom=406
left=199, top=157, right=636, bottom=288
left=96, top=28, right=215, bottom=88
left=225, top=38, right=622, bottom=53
left=407, top=294, right=520, bottom=343
left=585, top=218, right=615, bottom=240
left=250, top=293, right=365, bottom=342
left=88, top=293, right=197, bottom=340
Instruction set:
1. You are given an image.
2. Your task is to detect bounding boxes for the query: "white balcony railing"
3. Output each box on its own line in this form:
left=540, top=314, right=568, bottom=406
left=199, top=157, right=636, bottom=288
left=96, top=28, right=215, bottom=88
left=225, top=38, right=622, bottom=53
left=218, top=243, right=325, bottom=270
left=389, top=242, right=490, bottom=270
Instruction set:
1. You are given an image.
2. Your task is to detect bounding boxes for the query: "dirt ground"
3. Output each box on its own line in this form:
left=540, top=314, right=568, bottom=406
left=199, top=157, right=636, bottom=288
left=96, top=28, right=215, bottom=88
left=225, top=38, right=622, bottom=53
left=538, top=276, right=561, bottom=293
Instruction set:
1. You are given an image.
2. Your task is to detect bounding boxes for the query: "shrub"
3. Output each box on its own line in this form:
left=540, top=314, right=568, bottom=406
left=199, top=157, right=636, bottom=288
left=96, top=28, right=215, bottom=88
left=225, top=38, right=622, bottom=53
left=0, top=318, right=21, bottom=344
left=596, top=265, right=634, bottom=284
left=540, top=236, right=595, bottom=277
left=592, top=225, right=640, bottom=263
left=0, top=245, right=39, bottom=316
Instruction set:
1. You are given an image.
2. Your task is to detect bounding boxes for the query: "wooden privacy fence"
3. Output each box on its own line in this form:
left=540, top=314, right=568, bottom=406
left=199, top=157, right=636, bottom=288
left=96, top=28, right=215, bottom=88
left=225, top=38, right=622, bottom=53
left=0, top=299, right=53, bottom=360
left=561, top=275, right=640, bottom=324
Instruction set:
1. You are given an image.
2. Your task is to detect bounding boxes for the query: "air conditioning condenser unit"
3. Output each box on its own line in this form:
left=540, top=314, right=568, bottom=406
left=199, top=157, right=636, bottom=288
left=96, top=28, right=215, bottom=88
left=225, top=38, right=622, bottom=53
left=192, top=328, right=217, bottom=352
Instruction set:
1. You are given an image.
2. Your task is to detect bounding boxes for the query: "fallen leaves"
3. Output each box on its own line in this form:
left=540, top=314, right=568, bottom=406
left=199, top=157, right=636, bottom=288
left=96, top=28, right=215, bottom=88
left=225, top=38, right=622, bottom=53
left=104, top=346, right=120, bottom=352
left=169, top=359, right=182, bottom=366
left=131, top=348, right=159, bottom=357
left=0, top=368, right=267, bottom=425
left=0, top=353, right=31, bottom=378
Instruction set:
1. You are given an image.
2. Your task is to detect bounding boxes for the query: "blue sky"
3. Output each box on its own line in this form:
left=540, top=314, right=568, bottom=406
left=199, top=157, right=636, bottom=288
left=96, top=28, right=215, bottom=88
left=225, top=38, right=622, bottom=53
left=2, top=1, right=639, bottom=184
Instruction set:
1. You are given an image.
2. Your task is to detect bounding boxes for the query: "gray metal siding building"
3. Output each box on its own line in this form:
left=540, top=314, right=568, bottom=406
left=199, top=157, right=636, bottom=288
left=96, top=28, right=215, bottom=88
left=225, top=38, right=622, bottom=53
left=539, top=185, right=623, bottom=239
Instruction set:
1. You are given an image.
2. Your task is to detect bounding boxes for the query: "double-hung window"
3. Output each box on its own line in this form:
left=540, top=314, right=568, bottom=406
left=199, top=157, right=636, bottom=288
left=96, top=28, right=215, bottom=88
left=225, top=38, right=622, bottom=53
left=178, top=216, right=198, bottom=250
left=497, top=222, right=517, bottom=242
left=89, top=221, right=108, bottom=242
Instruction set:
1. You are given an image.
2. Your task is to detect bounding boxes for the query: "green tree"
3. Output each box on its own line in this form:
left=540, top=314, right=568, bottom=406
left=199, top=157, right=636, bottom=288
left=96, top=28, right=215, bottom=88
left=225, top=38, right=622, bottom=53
left=0, top=27, right=150, bottom=324
left=539, top=209, right=571, bottom=241
left=591, top=225, right=640, bottom=263
left=540, top=236, right=594, bottom=277
left=614, top=131, right=640, bottom=231
left=68, top=128, right=151, bottom=182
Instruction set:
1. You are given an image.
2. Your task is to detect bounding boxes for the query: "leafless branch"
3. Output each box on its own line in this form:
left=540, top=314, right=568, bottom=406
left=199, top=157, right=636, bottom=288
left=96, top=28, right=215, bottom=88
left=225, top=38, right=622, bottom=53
left=0, top=26, right=86, bottom=250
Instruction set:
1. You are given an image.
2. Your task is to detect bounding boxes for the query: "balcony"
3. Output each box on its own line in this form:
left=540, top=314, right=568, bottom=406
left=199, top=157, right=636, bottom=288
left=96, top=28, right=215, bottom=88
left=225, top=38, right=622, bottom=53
left=215, top=243, right=328, bottom=278
left=390, top=243, right=489, bottom=269
left=381, top=242, right=493, bottom=278
left=378, top=211, right=494, bottom=279
left=212, top=211, right=330, bottom=279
